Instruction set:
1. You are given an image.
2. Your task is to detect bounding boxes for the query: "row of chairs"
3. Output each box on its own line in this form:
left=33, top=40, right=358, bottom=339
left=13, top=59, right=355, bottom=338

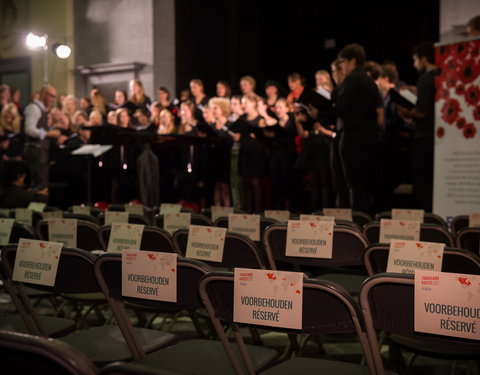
left=1, top=243, right=479, bottom=374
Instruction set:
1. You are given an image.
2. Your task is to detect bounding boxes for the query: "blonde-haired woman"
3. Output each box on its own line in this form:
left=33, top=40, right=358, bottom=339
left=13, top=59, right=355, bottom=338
left=90, top=89, right=108, bottom=117
left=0, top=103, right=22, bottom=158
left=209, top=97, right=233, bottom=206
left=128, top=79, right=151, bottom=111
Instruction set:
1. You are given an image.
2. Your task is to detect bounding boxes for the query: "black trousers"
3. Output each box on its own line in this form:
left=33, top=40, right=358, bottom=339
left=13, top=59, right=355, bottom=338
left=411, top=138, right=433, bottom=212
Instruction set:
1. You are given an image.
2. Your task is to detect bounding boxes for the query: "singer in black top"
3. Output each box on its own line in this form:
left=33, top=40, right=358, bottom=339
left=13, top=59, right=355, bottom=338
left=336, top=44, right=380, bottom=214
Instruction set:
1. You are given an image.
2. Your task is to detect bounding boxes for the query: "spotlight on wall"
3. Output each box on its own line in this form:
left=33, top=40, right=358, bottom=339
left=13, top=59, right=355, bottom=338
left=52, top=43, right=71, bottom=59
left=25, top=32, right=47, bottom=49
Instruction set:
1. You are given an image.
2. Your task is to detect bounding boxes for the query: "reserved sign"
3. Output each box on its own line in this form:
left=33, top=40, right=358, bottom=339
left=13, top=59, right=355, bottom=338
left=12, top=239, right=62, bottom=286
left=379, top=219, right=420, bottom=243
left=125, top=204, right=144, bottom=215
left=27, top=202, right=46, bottom=212
left=392, top=208, right=424, bottom=222
left=73, top=205, right=91, bottom=215
left=211, top=206, right=234, bottom=222
left=43, top=211, right=63, bottom=219
left=285, top=220, right=334, bottom=259
left=469, top=213, right=480, bottom=227
left=185, top=225, right=226, bottom=262
left=105, top=211, right=129, bottom=225
left=264, top=210, right=290, bottom=223
left=387, top=240, right=444, bottom=274
left=15, top=208, right=33, bottom=226
left=48, top=219, right=77, bottom=248
left=323, top=208, right=352, bottom=221
left=0, top=208, right=11, bottom=217
left=0, top=218, right=14, bottom=245
left=164, top=213, right=191, bottom=234
left=122, top=250, right=177, bottom=302
left=228, top=214, right=260, bottom=241
left=107, top=223, right=144, bottom=253
left=234, top=268, right=303, bottom=329
left=299, top=214, right=335, bottom=222
left=160, top=203, right=182, bottom=215
left=415, top=270, right=480, bottom=340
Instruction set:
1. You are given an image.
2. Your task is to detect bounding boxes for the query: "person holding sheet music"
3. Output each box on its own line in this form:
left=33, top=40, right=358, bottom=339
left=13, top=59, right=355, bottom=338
left=336, top=43, right=381, bottom=214
left=397, top=41, right=436, bottom=212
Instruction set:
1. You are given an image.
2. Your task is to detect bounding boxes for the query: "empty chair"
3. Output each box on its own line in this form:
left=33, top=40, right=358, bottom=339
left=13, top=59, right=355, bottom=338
left=363, top=222, right=454, bottom=246
left=360, top=273, right=480, bottom=375
left=374, top=211, right=447, bottom=228
left=172, top=229, right=266, bottom=269
left=97, top=212, right=152, bottom=226
left=455, top=227, right=480, bottom=255
left=63, top=212, right=97, bottom=224
left=214, top=216, right=278, bottom=241
left=99, top=361, right=187, bottom=375
left=199, top=272, right=375, bottom=375
left=68, top=206, right=103, bottom=218
left=7, top=222, right=37, bottom=243
left=263, top=224, right=369, bottom=295
left=0, top=330, right=97, bottom=375
left=98, top=225, right=176, bottom=253
left=95, top=254, right=272, bottom=375
left=154, top=213, right=213, bottom=229
left=1, top=245, right=176, bottom=365
left=451, top=215, right=469, bottom=234
left=200, top=207, right=245, bottom=219
left=363, top=244, right=480, bottom=276
left=313, top=210, right=373, bottom=229
left=37, top=219, right=102, bottom=251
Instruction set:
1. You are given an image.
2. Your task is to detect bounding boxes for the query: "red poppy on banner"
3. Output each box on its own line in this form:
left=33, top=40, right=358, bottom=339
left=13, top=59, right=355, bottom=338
left=440, top=98, right=462, bottom=124
left=436, top=127, right=445, bottom=138
left=456, top=117, right=466, bottom=129
left=463, top=123, right=477, bottom=139
left=464, top=85, right=480, bottom=106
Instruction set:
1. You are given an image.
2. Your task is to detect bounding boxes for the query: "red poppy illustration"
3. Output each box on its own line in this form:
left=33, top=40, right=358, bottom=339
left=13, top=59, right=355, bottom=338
left=467, top=41, right=479, bottom=59
left=441, top=98, right=462, bottom=124
left=40, top=243, right=46, bottom=248
left=436, top=127, right=445, bottom=138
left=458, top=277, right=471, bottom=286
left=170, top=268, right=175, bottom=273
left=457, top=59, right=478, bottom=84
left=473, top=106, right=480, bottom=121
left=456, top=117, right=466, bottom=129
left=148, top=253, right=156, bottom=260
left=455, top=84, right=465, bottom=96
left=416, top=243, right=424, bottom=248
left=309, top=222, right=316, bottom=228
left=266, top=273, right=277, bottom=280
left=463, top=123, right=477, bottom=139
left=454, top=42, right=469, bottom=60
left=464, top=85, right=480, bottom=106
left=295, top=290, right=301, bottom=294
left=435, top=85, right=449, bottom=102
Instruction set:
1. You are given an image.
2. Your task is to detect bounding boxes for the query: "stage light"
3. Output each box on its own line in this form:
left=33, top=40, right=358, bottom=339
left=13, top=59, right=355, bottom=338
left=53, top=43, right=71, bottom=59
left=26, top=32, right=47, bottom=48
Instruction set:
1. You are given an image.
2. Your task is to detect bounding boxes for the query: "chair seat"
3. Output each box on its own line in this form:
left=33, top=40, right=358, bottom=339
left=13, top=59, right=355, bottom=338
left=136, top=339, right=277, bottom=375
left=390, top=333, right=480, bottom=358
left=0, top=314, right=76, bottom=337
left=261, top=357, right=370, bottom=375
left=60, top=325, right=176, bottom=365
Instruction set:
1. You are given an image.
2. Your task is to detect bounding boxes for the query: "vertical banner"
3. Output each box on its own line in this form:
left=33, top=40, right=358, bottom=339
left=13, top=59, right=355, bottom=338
left=433, top=38, right=480, bottom=219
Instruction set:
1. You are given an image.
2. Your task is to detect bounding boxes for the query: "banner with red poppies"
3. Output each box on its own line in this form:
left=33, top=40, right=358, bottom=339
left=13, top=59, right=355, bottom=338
left=433, top=37, right=480, bottom=219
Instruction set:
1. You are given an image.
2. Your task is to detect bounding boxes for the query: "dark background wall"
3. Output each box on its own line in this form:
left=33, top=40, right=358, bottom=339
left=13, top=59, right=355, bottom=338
left=175, top=0, right=439, bottom=96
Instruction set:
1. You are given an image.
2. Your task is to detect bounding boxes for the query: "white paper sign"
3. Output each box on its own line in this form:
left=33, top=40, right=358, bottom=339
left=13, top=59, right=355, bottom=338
left=469, top=213, right=480, bottom=227
left=415, top=270, right=480, bottom=340
left=15, top=209, right=33, bottom=226
left=73, top=205, right=91, bottom=215
left=379, top=219, right=421, bottom=243
left=234, top=268, right=303, bottom=329
left=48, top=219, right=77, bottom=248
left=160, top=204, right=182, bottom=215
left=43, top=211, right=63, bottom=219
left=27, top=202, right=46, bottom=212
left=164, top=213, right=191, bottom=234
left=264, top=210, right=290, bottom=223
left=299, top=214, right=335, bottom=222
left=0, top=218, right=14, bottom=245
left=105, top=211, right=129, bottom=225
left=122, top=250, right=177, bottom=302
left=125, top=204, right=144, bottom=215
left=322, top=208, right=353, bottom=221
left=228, top=214, right=260, bottom=241
left=392, top=208, right=425, bottom=223
left=107, top=223, right=144, bottom=253
left=185, top=225, right=226, bottom=262
left=0, top=208, right=10, bottom=217
left=12, top=239, right=62, bottom=286
left=285, top=220, right=334, bottom=258
left=387, top=240, right=444, bottom=274
left=211, top=206, right=234, bottom=222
